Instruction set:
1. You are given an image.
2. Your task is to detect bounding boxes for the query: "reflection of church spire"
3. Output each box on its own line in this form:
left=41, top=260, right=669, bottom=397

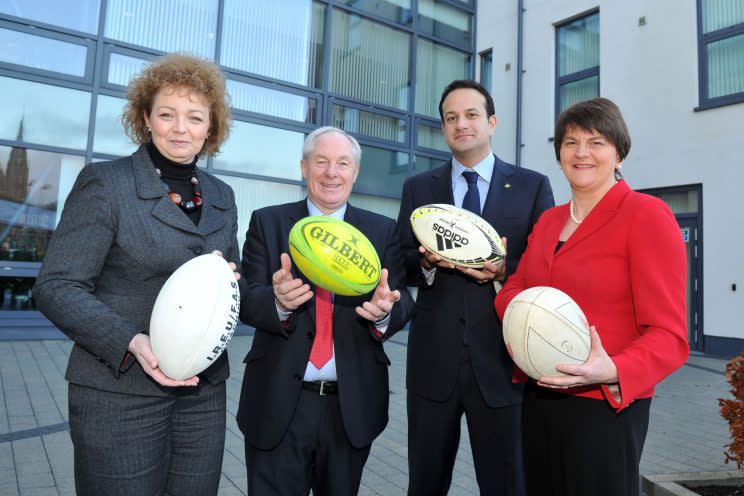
left=1, top=118, right=30, bottom=203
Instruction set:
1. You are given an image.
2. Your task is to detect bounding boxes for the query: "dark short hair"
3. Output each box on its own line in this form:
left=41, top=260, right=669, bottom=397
left=122, top=52, right=231, bottom=156
left=553, top=97, right=631, bottom=162
left=438, top=80, right=495, bottom=121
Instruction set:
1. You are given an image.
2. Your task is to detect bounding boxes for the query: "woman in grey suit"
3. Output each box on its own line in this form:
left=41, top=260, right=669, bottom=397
left=33, top=53, right=239, bottom=496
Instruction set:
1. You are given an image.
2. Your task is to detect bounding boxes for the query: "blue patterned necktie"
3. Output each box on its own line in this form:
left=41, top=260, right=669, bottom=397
left=461, top=170, right=481, bottom=216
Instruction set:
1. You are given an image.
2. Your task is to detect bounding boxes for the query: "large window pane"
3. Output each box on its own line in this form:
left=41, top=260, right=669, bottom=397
left=0, top=76, right=90, bottom=150
left=341, top=0, right=412, bottom=25
left=330, top=9, right=411, bottom=110
left=0, top=145, right=85, bottom=263
left=0, top=27, right=88, bottom=77
left=94, top=95, right=138, bottom=157
left=221, top=0, right=324, bottom=88
left=213, top=121, right=304, bottom=181
left=415, top=39, right=470, bottom=118
left=0, top=0, right=100, bottom=34
left=559, top=76, right=599, bottom=113
left=702, top=0, right=744, bottom=33
left=558, top=13, right=599, bottom=77
left=707, top=33, right=744, bottom=98
left=356, top=145, right=408, bottom=197
left=349, top=192, right=401, bottom=220
left=105, top=0, right=217, bottom=58
left=418, top=0, right=472, bottom=48
left=416, top=123, right=448, bottom=152
left=216, top=174, right=303, bottom=249
left=331, top=105, right=406, bottom=143
left=227, top=80, right=317, bottom=123
left=108, top=53, right=150, bottom=87
left=413, top=154, right=447, bottom=173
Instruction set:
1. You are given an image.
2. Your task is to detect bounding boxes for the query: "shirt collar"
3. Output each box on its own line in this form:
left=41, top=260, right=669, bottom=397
left=307, top=198, right=347, bottom=220
left=451, top=153, right=495, bottom=183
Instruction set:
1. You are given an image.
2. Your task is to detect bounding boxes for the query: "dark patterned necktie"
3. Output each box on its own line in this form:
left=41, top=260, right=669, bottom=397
left=461, top=170, right=481, bottom=215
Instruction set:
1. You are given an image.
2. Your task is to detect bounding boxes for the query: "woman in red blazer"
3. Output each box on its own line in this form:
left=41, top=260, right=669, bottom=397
left=494, top=98, right=688, bottom=496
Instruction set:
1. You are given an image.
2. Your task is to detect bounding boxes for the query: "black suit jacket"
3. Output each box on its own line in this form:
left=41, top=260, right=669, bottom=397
left=397, top=155, right=554, bottom=407
left=236, top=200, right=414, bottom=449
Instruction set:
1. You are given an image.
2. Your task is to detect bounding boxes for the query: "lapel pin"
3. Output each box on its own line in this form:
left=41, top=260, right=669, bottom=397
left=504, top=183, right=511, bottom=189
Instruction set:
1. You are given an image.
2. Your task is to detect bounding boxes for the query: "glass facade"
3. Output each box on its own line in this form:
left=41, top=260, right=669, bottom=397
left=0, top=0, right=473, bottom=321
left=556, top=11, right=599, bottom=115
left=699, top=0, right=744, bottom=106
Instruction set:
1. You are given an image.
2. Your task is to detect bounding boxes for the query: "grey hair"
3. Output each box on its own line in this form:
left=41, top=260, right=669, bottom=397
left=302, top=126, right=362, bottom=164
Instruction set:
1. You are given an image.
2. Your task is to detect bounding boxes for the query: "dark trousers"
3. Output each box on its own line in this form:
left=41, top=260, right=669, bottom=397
left=523, top=382, right=651, bottom=496
left=407, top=348, right=525, bottom=496
left=244, top=388, right=371, bottom=496
left=68, top=381, right=226, bottom=496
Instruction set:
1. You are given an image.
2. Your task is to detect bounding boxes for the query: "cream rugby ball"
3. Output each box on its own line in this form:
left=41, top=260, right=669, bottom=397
left=502, top=286, right=591, bottom=380
left=410, top=203, right=505, bottom=268
left=150, top=254, right=240, bottom=380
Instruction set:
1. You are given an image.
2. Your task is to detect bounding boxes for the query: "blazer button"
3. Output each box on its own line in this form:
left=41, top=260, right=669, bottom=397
left=294, top=374, right=301, bottom=381
left=192, top=246, right=203, bottom=255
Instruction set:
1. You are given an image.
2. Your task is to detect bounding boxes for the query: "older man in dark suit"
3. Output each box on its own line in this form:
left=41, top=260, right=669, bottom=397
left=236, top=126, right=413, bottom=496
left=397, top=80, right=555, bottom=495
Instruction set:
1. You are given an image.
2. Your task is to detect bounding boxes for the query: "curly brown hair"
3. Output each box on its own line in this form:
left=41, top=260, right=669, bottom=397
left=121, top=52, right=231, bottom=156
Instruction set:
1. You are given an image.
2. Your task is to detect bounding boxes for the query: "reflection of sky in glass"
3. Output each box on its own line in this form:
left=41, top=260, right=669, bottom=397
left=213, top=121, right=304, bottom=181
left=0, top=76, right=90, bottom=150
left=108, top=53, right=150, bottom=87
left=0, top=28, right=87, bottom=77
left=0, top=0, right=100, bottom=34
left=221, top=0, right=323, bottom=87
left=105, top=0, right=217, bottom=58
left=94, top=95, right=137, bottom=157
left=227, top=80, right=314, bottom=123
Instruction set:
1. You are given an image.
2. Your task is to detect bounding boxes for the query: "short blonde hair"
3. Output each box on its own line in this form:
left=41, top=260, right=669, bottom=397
left=121, top=52, right=231, bottom=156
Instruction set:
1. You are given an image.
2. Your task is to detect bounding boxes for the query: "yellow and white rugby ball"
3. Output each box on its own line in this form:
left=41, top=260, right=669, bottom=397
left=410, top=203, right=505, bottom=268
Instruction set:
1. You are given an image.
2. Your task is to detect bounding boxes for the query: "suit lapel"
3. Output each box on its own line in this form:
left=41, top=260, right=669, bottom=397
left=557, top=180, right=632, bottom=256
left=196, top=173, right=228, bottom=236
left=481, top=155, right=515, bottom=224
left=132, top=146, right=202, bottom=236
left=432, top=163, right=455, bottom=205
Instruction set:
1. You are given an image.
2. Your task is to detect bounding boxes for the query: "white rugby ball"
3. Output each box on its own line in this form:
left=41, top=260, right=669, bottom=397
left=410, top=203, right=505, bottom=268
left=502, top=286, right=590, bottom=380
left=150, top=254, right=240, bottom=380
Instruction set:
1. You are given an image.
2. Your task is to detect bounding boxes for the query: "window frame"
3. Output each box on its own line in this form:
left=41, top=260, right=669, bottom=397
left=696, top=0, right=744, bottom=110
left=554, top=9, right=600, bottom=118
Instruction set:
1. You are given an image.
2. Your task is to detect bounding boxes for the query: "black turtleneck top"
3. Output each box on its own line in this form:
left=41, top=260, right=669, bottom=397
left=146, top=141, right=202, bottom=225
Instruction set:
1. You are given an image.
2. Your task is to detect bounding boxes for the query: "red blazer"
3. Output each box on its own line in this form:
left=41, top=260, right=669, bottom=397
left=495, top=180, right=689, bottom=411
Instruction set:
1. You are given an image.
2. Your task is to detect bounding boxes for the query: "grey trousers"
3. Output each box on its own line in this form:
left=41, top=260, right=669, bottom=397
left=68, top=381, right=226, bottom=496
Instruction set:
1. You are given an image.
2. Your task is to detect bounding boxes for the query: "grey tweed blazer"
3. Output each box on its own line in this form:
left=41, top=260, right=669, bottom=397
left=33, top=145, right=241, bottom=396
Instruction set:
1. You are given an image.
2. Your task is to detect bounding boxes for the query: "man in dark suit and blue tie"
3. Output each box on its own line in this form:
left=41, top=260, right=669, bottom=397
left=236, top=126, right=414, bottom=495
left=397, top=80, right=555, bottom=495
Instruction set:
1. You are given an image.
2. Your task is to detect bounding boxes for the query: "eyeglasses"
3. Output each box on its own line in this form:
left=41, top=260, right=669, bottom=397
left=309, top=159, right=357, bottom=172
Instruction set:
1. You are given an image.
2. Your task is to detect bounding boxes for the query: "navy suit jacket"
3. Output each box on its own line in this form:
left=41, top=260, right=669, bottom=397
left=236, top=200, right=414, bottom=449
left=397, top=155, right=554, bottom=407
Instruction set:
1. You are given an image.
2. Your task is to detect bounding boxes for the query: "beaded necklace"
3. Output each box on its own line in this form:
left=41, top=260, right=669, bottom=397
left=156, top=168, right=203, bottom=213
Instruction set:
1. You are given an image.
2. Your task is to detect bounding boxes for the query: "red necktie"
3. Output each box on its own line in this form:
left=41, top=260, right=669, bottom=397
left=309, top=287, right=333, bottom=368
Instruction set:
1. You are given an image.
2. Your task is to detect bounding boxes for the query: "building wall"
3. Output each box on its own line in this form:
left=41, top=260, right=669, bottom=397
left=478, top=0, right=744, bottom=351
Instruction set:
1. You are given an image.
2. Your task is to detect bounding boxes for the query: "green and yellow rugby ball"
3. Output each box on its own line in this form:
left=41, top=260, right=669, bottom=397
left=288, top=216, right=381, bottom=296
